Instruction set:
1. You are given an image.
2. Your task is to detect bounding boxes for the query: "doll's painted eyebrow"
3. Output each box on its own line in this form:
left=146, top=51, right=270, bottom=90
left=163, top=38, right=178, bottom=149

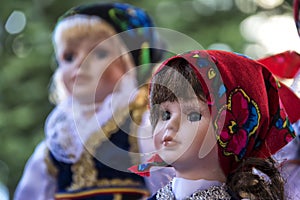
left=180, top=101, right=200, bottom=110
left=159, top=102, right=172, bottom=111
left=93, top=46, right=110, bottom=52
left=181, top=105, right=201, bottom=114
left=180, top=100, right=208, bottom=114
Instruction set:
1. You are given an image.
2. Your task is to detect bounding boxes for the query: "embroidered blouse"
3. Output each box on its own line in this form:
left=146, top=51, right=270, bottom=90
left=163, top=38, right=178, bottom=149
left=149, top=178, right=233, bottom=200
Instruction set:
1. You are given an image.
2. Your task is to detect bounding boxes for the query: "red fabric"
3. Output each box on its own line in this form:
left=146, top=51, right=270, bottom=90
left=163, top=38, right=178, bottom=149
left=277, top=83, right=300, bottom=123
left=257, top=51, right=300, bottom=123
left=151, top=50, right=295, bottom=176
left=128, top=165, right=150, bottom=177
left=257, top=51, right=300, bottom=79
left=128, top=154, right=167, bottom=177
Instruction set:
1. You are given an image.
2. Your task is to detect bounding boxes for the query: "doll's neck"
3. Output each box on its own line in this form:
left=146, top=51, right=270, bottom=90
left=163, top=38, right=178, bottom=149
left=174, top=166, right=226, bottom=182
left=173, top=147, right=226, bottom=182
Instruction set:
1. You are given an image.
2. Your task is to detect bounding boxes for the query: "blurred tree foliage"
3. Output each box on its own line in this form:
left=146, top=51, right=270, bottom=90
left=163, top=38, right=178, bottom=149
left=0, top=0, right=293, bottom=198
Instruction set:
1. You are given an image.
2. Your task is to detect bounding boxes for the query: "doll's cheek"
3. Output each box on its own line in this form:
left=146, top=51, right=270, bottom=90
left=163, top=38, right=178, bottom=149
left=153, top=131, right=162, bottom=150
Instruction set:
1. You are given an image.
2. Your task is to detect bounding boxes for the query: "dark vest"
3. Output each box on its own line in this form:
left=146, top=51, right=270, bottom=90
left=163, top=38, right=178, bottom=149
left=46, top=88, right=150, bottom=200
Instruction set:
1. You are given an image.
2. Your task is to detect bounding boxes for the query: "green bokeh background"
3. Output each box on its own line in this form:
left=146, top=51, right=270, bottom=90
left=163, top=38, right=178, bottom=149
left=0, top=0, right=294, bottom=198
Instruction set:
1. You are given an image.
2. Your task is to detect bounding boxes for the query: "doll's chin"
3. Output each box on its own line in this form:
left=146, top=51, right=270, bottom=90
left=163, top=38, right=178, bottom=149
left=158, top=152, right=180, bottom=165
left=72, top=93, right=99, bottom=104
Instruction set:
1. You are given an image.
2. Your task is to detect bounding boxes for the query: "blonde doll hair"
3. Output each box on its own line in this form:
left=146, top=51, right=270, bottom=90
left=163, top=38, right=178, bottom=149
left=53, top=15, right=116, bottom=53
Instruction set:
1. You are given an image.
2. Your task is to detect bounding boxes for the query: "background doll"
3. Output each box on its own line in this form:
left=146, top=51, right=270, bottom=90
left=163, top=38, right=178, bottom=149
left=14, top=3, right=166, bottom=200
left=131, top=50, right=296, bottom=199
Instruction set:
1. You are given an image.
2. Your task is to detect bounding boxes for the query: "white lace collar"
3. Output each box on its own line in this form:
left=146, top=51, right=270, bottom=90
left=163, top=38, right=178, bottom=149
left=156, top=178, right=231, bottom=200
left=45, top=73, right=137, bottom=163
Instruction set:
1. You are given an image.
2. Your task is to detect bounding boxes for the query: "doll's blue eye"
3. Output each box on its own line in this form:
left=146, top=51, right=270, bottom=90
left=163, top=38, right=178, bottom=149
left=63, top=52, right=74, bottom=62
left=187, top=112, right=202, bottom=122
left=161, top=110, right=171, bottom=121
left=95, top=49, right=108, bottom=59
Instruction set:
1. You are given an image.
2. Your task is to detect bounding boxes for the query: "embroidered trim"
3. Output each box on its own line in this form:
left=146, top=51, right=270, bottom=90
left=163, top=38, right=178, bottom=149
left=129, top=85, right=149, bottom=164
left=55, top=187, right=149, bottom=199
left=44, top=149, right=58, bottom=177
left=68, top=151, right=97, bottom=190
left=156, top=182, right=232, bottom=200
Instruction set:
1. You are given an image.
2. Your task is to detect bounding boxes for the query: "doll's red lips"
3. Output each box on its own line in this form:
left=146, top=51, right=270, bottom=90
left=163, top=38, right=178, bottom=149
left=162, top=136, right=178, bottom=147
left=163, top=140, right=176, bottom=146
left=162, top=140, right=179, bottom=148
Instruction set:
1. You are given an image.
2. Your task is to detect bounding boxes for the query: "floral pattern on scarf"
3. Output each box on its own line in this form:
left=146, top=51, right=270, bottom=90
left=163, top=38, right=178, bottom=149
left=216, top=88, right=260, bottom=161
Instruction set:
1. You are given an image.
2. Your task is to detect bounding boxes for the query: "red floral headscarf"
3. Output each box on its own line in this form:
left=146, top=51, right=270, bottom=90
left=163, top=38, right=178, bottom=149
left=130, top=50, right=296, bottom=176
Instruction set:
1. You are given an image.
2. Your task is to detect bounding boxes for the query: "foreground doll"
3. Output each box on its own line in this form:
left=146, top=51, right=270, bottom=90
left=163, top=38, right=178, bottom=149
left=130, top=50, right=296, bottom=199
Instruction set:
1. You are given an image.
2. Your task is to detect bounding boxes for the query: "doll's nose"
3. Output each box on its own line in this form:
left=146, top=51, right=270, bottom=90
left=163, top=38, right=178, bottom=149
left=165, top=114, right=180, bottom=133
left=162, top=129, right=174, bottom=142
left=162, top=116, right=180, bottom=142
left=75, top=53, right=90, bottom=69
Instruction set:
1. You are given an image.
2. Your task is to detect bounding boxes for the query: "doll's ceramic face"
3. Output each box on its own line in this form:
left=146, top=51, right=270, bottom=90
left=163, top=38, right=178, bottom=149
left=56, top=20, right=129, bottom=104
left=153, top=99, right=216, bottom=168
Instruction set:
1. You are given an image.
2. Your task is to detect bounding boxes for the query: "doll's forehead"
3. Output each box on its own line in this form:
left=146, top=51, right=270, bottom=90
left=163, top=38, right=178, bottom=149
left=53, top=15, right=117, bottom=47
left=160, top=99, right=207, bottom=111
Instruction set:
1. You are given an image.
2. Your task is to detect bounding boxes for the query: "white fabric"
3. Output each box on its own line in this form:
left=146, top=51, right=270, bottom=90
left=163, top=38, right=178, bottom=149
left=45, top=73, right=136, bottom=163
left=282, top=162, right=300, bottom=199
left=274, top=137, right=300, bottom=199
left=171, top=177, right=222, bottom=200
left=292, top=120, right=300, bottom=136
left=14, top=141, right=56, bottom=200
left=290, top=71, right=300, bottom=97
